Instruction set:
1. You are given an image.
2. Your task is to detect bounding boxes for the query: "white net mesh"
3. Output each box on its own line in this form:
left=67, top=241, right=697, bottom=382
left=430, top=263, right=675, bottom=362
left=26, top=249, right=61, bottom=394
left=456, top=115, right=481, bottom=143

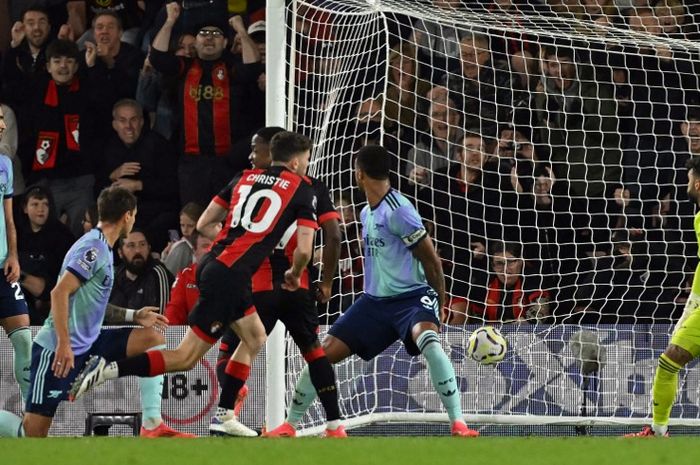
left=281, top=0, right=700, bottom=433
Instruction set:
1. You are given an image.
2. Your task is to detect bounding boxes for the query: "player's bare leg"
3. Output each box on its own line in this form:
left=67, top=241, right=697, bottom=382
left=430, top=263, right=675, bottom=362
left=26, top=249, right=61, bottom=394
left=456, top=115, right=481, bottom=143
left=411, top=321, right=478, bottom=437
left=21, top=412, right=52, bottom=437
left=210, top=313, right=266, bottom=437
left=264, top=335, right=352, bottom=438
left=124, top=328, right=195, bottom=438
left=70, top=328, right=214, bottom=401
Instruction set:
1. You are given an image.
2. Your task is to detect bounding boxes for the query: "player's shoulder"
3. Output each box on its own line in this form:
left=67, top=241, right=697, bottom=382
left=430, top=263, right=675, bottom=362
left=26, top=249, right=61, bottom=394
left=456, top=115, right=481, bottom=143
left=72, top=229, right=110, bottom=256
left=384, top=189, right=412, bottom=209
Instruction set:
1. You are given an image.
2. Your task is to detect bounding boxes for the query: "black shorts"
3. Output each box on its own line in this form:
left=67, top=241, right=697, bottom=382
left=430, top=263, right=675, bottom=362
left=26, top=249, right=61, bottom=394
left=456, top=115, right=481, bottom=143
left=188, top=253, right=256, bottom=344
left=220, top=288, right=319, bottom=355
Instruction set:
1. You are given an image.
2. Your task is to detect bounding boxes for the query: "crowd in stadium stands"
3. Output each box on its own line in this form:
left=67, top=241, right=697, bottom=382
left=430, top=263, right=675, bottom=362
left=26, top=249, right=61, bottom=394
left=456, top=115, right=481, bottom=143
left=1, top=0, right=700, bottom=328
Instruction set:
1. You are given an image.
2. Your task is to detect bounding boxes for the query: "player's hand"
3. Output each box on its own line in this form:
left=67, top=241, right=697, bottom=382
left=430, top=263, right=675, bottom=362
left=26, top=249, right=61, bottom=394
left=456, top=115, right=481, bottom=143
left=165, top=2, right=181, bottom=25
left=85, top=41, right=97, bottom=68
left=315, top=281, right=332, bottom=304
left=10, top=21, right=25, bottom=48
left=52, top=342, right=74, bottom=378
left=135, top=307, right=169, bottom=330
left=282, top=269, right=301, bottom=292
left=4, top=255, right=20, bottom=283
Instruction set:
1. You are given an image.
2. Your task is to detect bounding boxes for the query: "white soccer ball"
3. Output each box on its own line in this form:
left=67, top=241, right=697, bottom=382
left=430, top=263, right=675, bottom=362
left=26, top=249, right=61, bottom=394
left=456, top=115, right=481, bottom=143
left=467, top=326, right=507, bottom=365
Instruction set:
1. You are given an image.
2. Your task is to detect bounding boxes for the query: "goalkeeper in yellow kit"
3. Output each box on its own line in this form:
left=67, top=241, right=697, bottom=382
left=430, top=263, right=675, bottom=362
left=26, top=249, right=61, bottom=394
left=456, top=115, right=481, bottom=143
left=628, top=157, right=700, bottom=437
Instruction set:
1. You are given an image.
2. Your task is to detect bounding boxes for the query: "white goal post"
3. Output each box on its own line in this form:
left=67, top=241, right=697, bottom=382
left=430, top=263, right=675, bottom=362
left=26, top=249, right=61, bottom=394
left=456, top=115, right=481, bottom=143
left=266, top=0, right=700, bottom=435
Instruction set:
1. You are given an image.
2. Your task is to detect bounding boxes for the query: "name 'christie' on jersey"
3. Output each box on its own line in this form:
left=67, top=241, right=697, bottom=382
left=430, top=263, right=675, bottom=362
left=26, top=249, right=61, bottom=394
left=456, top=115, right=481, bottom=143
left=253, top=177, right=339, bottom=292
left=33, top=229, right=114, bottom=355
left=210, top=165, right=318, bottom=275
left=361, top=189, right=428, bottom=297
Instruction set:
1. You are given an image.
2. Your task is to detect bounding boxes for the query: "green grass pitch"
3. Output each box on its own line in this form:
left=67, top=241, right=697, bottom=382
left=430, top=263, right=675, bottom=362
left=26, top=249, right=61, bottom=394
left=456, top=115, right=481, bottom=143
left=2, top=437, right=700, bottom=465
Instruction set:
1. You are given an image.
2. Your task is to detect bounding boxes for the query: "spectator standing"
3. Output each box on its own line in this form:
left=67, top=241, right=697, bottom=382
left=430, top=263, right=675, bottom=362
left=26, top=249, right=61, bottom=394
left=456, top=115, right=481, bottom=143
left=148, top=2, right=262, bottom=206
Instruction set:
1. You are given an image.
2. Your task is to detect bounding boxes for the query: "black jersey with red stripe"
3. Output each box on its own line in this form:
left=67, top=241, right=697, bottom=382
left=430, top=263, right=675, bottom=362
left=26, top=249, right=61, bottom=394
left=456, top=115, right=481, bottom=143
left=252, top=177, right=340, bottom=292
left=210, top=166, right=317, bottom=274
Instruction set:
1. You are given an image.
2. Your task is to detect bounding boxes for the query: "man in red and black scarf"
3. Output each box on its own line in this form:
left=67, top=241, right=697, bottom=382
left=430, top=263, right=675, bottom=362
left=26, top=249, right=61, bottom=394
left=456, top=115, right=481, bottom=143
left=148, top=2, right=262, bottom=207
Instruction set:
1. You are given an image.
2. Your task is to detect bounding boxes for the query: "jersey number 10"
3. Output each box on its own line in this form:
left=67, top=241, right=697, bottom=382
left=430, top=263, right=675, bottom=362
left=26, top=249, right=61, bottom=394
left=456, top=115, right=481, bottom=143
left=230, top=186, right=283, bottom=234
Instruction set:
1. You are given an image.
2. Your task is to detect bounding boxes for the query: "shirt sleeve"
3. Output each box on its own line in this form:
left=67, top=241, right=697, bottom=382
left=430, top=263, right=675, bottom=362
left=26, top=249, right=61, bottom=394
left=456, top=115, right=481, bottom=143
left=295, top=182, right=318, bottom=230
left=64, top=239, right=107, bottom=283
left=314, top=181, right=340, bottom=225
left=213, top=178, right=236, bottom=208
left=389, top=204, right=428, bottom=250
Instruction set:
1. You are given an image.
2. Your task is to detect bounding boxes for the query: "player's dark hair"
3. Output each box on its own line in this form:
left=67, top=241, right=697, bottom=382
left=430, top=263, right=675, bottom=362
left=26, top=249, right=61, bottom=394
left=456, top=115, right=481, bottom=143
left=21, top=4, right=50, bottom=23
left=97, top=186, right=137, bottom=224
left=270, top=131, right=312, bottom=163
left=355, top=145, right=391, bottom=180
left=256, top=126, right=286, bottom=144
left=46, top=39, right=80, bottom=61
left=686, top=157, right=700, bottom=175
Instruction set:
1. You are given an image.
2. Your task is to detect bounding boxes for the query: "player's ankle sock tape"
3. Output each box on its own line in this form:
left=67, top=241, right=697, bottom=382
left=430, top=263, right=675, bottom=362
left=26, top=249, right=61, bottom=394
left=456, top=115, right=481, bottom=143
left=418, top=330, right=463, bottom=422
left=8, top=327, right=31, bottom=402
left=287, top=366, right=317, bottom=427
left=308, top=357, right=341, bottom=421
left=139, top=345, right=166, bottom=423
left=116, top=352, right=159, bottom=378
left=653, top=354, right=682, bottom=426
left=219, top=362, right=250, bottom=410
left=215, top=356, right=228, bottom=388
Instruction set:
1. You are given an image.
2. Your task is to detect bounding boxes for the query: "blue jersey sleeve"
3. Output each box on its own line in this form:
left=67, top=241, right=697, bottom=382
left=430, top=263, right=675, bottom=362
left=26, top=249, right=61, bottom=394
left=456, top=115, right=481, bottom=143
left=65, top=239, right=109, bottom=283
left=388, top=204, right=428, bottom=250
left=0, top=156, right=13, bottom=199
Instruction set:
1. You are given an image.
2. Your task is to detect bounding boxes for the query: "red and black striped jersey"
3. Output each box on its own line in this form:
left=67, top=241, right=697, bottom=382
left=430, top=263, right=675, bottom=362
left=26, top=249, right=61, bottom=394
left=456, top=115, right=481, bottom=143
left=252, top=177, right=340, bottom=292
left=210, top=166, right=318, bottom=274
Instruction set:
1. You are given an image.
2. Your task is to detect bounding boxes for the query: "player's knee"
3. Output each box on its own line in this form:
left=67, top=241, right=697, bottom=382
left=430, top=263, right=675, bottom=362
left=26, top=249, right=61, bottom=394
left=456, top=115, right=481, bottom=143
left=665, top=344, right=694, bottom=366
left=22, top=417, right=49, bottom=438
left=321, top=337, right=346, bottom=364
left=250, top=333, right=267, bottom=352
left=145, top=328, right=165, bottom=348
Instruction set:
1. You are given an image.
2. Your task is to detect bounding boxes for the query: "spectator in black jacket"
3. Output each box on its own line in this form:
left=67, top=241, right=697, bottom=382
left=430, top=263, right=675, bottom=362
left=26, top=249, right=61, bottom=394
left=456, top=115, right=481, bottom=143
left=98, top=98, right=179, bottom=251
left=82, top=11, right=145, bottom=140
left=17, top=185, right=75, bottom=324
left=1, top=5, right=53, bottom=106
left=111, top=229, right=174, bottom=314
